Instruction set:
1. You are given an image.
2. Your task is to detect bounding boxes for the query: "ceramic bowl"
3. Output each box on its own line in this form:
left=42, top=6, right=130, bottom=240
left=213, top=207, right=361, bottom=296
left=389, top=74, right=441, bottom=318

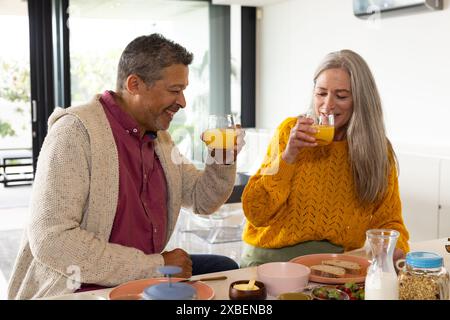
left=311, top=285, right=350, bottom=300
left=109, top=293, right=143, bottom=300
left=277, top=292, right=312, bottom=300
left=256, top=262, right=311, bottom=297
left=229, top=280, right=267, bottom=300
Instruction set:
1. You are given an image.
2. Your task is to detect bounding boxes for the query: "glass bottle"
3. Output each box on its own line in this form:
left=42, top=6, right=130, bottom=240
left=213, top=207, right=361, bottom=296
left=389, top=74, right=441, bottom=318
left=397, top=251, right=449, bottom=300
left=364, top=229, right=400, bottom=300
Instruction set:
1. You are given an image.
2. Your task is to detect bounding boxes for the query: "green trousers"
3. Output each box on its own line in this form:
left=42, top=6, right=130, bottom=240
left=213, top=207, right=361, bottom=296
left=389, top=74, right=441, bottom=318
left=240, top=240, right=344, bottom=268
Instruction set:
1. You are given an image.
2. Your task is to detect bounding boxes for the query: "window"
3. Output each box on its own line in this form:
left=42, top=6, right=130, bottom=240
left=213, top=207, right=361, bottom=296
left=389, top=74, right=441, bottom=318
left=68, top=0, right=211, bottom=162
left=230, top=5, right=241, bottom=123
left=0, top=0, right=31, bottom=151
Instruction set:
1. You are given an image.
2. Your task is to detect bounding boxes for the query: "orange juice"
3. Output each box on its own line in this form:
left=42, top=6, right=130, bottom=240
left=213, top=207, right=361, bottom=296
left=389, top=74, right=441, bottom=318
left=203, top=128, right=237, bottom=149
left=312, top=125, right=334, bottom=146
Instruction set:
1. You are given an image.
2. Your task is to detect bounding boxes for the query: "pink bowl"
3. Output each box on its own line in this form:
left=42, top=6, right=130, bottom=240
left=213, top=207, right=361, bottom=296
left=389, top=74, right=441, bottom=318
left=257, top=262, right=311, bottom=297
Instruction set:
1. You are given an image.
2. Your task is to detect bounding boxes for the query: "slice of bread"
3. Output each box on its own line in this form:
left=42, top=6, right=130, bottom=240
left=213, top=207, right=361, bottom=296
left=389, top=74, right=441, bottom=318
left=321, top=259, right=362, bottom=275
left=310, top=264, right=346, bottom=278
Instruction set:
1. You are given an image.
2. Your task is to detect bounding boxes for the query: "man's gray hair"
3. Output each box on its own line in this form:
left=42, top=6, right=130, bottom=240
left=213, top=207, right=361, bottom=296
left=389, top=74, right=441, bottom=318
left=116, top=33, right=193, bottom=90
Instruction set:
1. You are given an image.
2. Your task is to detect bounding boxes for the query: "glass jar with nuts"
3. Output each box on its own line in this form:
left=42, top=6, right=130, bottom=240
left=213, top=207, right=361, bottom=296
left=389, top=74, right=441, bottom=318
left=397, top=251, right=449, bottom=300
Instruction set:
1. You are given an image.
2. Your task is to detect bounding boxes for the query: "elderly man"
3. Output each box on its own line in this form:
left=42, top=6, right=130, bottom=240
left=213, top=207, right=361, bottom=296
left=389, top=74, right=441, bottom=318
left=8, top=33, right=244, bottom=299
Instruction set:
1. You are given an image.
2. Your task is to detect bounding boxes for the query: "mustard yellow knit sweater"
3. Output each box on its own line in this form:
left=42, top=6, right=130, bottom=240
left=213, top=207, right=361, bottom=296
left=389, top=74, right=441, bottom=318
left=242, top=117, right=409, bottom=253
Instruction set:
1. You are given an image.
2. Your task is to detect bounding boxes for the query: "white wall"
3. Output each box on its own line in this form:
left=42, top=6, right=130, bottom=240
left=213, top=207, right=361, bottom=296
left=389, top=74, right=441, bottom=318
left=255, top=0, right=450, bottom=241
left=439, top=159, right=450, bottom=237
left=397, top=153, right=440, bottom=241
left=256, top=0, right=450, bottom=151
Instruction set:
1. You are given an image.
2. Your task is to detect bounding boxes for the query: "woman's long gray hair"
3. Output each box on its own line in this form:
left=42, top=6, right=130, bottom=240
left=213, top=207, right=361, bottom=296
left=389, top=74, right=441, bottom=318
left=311, top=49, right=397, bottom=204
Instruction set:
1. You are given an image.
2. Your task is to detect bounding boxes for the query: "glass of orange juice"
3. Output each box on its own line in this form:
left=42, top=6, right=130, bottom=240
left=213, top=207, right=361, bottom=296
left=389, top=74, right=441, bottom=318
left=203, top=114, right=237, bottom=150
left=309, top=114, right=334, bottom=146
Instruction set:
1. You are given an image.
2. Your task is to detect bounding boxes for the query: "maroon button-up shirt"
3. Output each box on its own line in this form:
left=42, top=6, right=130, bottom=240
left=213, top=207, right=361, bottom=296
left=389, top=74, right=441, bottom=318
left=101, top=90, right=168, bottom=253
left=78, top=91, right=168, bottom=291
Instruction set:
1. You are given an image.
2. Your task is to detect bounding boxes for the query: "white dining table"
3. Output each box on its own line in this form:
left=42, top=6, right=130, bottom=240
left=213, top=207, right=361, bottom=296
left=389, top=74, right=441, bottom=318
left=43, top=237, right=450, bottom=300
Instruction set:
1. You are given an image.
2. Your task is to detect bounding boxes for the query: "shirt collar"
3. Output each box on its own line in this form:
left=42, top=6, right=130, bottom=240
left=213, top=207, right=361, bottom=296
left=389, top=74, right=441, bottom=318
left=100, top=90, right=158, bottom=140
left=146, top=131, right=158, bottom=139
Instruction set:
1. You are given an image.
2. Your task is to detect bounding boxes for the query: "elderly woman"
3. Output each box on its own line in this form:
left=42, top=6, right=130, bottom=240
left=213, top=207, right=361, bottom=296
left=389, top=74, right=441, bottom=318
left=241, top=49, right=409, bottom=267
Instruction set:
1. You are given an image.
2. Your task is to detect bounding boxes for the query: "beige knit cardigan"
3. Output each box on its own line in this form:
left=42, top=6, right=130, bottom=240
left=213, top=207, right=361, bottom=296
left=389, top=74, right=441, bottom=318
left=7, top=95, right=236, bottom=299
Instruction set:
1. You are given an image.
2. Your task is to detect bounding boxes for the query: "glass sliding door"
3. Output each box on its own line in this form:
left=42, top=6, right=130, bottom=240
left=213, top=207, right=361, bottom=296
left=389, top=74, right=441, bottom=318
left=0, top=0, right=32, bottom=296
left=28, top=0, right=56, bottom=174
left=0, top=0, right=33, bottom=187
left=230, top=5, right=241, bottom=124
left=0, top=1, right=31, bottom=151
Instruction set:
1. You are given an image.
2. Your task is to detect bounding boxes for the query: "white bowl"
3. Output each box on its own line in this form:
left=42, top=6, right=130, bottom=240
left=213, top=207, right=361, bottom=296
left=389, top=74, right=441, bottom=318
left=257, top=262, right=310, bottom=297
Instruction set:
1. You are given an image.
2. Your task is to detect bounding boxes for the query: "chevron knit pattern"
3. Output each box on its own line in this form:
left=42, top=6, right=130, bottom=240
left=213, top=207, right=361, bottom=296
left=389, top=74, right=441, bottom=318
left=242, top=117, right=409, bottom=253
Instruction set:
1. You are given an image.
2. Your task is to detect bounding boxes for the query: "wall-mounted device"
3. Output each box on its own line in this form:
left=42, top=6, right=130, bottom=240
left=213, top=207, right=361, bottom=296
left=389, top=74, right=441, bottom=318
left=353, top=0, right=443, bottom=18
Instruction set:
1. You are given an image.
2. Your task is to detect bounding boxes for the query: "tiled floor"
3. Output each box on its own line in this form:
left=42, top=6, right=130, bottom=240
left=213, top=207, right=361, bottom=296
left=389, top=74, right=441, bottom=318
left=0, top=184, right=244, bottom=299
left=0, top=184, right=32, bottom=299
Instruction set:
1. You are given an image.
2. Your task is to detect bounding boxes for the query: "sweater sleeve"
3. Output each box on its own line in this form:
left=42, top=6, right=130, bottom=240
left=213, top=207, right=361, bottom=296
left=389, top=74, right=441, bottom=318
left=242, top=118, right=298, bottom=227
left=369, top=164, right=410, bottom=253
left=176, top=149, right=237, bottom=215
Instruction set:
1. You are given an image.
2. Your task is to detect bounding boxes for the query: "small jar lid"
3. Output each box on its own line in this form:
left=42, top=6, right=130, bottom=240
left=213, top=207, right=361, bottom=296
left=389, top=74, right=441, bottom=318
left=158, top=266, right=182, bottom=276
left=143, top=282, right=196, bottom=300
left=406, top=251, right=443, bottom=269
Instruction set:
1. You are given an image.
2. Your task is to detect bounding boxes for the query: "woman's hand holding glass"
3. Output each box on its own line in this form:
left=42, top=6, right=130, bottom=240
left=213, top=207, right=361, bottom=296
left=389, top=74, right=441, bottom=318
left=282, top=114, right=334, bottom=164
left=282, top=116, right=317, bottom=164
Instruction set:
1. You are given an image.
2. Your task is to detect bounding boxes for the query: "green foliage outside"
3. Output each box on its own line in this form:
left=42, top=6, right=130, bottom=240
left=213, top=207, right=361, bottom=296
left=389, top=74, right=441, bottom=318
left=70, top=50, right=120, bottom=104
left=0, top=120, right=15, bottom=137
left=0, top=59, right=30, bottom=138
left=0, top=60, right=30, bottom=103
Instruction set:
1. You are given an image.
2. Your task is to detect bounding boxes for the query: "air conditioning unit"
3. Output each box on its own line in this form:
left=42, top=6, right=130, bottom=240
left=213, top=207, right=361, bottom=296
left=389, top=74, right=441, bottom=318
left=212, top=0, right=286, bottom=6
left=353, top=0, right=443, bottom=18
